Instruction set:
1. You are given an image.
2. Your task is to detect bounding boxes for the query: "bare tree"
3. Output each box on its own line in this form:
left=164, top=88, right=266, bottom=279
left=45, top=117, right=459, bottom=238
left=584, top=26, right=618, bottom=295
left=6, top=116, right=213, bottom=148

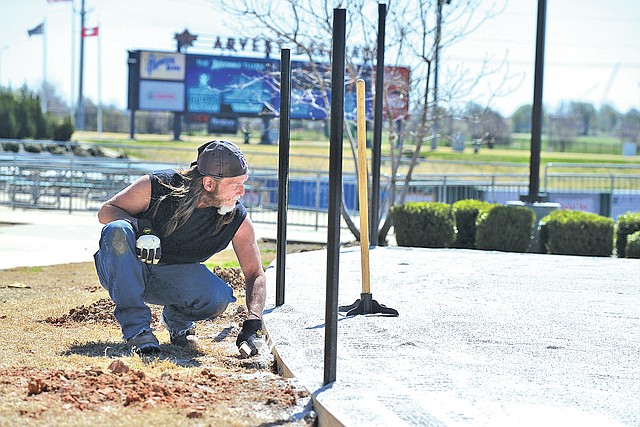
left=548, top=114, right=580, bottom=152
left=217, top=0, right=512, bottom=244
left=617, top=108, right=640, bottom=143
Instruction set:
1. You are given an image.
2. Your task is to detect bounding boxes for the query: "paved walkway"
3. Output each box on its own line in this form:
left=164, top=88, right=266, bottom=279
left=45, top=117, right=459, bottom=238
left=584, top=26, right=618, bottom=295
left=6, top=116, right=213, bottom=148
left=1, top=207, right=639, bottom=426
left=264, top=247, right=640, bottom=427
left=0, top=206, right=334, bottom=269
left=0, top=207, right=101, bottom=269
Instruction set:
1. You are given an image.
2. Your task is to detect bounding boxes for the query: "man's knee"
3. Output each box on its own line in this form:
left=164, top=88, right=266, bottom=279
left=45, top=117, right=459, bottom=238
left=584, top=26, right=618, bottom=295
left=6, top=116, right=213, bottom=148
left=102, top=220, right=135, bottom=255
left=200, top=299, right=231, bottom=320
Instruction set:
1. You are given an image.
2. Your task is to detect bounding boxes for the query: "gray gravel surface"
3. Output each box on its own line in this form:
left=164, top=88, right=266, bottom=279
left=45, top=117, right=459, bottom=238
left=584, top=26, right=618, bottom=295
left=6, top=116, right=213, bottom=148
left=264, top=246, right=640, bottom=427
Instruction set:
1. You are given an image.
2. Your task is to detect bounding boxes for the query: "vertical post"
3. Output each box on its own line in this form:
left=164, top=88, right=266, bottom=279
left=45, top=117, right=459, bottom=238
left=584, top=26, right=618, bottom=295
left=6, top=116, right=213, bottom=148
left=97, top=22, right=102, bottom=139
left=127, top=51, right=138, bottom=139
left=173, top=38, right=182, bottom=141
left=41, top=20, right=48, bottom=113
left=315, top=174, right=321, bottom=230
left=276, top=49, right=291, bottom=307
left=129, top=110, right=136, bottom=139
left=523, top=0, right=547, bottom=202
left=173, top=113, right=182, bottom=141
left=324, top=8, right=346, bottom=387
left=70, top=0, right=76, bottom=117
left=432, top=0, right=444, bottom=150
left=371, top=3, right=386, bottom=247
left=75, top=0, right=86, bottom=130
left=0, top=46, right=7, bottom=85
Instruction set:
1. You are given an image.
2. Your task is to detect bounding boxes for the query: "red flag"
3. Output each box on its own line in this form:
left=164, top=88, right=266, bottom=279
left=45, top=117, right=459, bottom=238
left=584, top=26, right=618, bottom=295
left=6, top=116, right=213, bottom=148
left=82, top=26, right=99, bottom=38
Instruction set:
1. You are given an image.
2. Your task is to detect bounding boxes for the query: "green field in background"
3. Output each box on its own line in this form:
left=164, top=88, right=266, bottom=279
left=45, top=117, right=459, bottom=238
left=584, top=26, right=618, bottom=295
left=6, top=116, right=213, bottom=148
left=74, top=131, right=640, bottom=175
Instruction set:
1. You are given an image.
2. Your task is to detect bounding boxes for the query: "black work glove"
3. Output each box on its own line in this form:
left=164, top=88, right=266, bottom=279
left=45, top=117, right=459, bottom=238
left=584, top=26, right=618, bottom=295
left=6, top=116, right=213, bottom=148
left=134, top=218, right=161, bottom=264
left=236, top=319, right=262, bottom=357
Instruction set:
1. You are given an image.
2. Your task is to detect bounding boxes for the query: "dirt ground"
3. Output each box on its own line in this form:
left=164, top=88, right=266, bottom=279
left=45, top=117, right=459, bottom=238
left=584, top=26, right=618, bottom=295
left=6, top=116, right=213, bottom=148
left=0, top=249, right=320, bottom=426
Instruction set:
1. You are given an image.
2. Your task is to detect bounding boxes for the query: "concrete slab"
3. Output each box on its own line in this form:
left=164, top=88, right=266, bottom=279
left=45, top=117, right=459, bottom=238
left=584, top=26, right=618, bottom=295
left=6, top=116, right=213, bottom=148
left=0, top=207, right=101, bottom=269
left=263, top=246, right=640, bottom=427
left=0, top=207, right=340, bottom=270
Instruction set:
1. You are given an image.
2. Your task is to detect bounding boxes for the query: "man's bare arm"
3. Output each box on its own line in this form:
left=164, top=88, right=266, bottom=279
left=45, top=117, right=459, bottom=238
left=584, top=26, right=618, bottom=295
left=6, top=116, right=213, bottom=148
left=97, top=175, right=152, bottom=225
left=232, top=218, right=266, bottom=320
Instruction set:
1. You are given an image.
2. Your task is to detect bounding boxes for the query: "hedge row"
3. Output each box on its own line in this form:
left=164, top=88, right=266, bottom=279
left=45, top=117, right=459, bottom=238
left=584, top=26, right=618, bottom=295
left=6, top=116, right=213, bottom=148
left=0, top=87, right=74, bottom=141
left=615, top=212, right=640, bottom=258
left=391, top=199, right=640, bottom=258
left=538, top=210, right=614, bottom=257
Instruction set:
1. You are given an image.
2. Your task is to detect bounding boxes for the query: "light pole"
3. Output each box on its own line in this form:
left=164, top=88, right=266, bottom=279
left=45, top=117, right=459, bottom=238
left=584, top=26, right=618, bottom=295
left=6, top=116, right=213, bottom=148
left=432, top=0, right=451, bottom=150
left=522, top=0, right=547, bottom=202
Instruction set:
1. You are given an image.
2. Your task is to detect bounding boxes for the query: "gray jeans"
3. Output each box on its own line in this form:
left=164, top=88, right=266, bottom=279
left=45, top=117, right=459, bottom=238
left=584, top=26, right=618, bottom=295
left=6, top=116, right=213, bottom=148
left=94, top=220, right=236, bottom=340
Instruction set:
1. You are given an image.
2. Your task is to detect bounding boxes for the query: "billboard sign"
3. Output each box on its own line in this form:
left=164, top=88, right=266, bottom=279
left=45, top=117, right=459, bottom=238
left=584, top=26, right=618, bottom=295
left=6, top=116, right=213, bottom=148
left=208, top=117, right=239, bottom=134
left=139, top=80, right=185, bottom=111
left=129, top=50, right=410, bottom=121
left=139, top=51, right=186, bottom=81
left=290, top=60, right=328, bottom=120
left=186, top=55, right=278, bottom=116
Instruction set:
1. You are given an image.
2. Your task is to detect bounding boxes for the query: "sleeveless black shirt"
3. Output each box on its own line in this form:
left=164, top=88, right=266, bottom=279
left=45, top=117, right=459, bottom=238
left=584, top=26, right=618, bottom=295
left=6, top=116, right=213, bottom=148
left=136, top=170, right=247, bottom=264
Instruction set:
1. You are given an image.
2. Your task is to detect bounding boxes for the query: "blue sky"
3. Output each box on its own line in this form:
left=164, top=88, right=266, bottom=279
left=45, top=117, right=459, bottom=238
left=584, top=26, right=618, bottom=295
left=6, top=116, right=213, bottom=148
left=1, top=0, right=638, bottom=117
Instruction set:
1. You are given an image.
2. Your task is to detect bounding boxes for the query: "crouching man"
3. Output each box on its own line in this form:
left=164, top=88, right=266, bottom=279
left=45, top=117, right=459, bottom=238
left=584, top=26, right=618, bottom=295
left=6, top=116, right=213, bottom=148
left=94, top=140, right=265, bottom=356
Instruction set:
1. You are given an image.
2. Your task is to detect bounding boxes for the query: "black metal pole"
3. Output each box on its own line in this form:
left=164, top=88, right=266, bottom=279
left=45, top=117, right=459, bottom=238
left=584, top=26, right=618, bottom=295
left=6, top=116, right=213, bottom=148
left=127, top=51, right=138, bottom=139
left=129, top=109, right=135, bottom=139
left=276, top=48, right=291, bottom=307
left=523, top=0, right=547, bottom=202
left=324, top=8, right=346, bottom=386
left=371, top=3, right=386, bottom=247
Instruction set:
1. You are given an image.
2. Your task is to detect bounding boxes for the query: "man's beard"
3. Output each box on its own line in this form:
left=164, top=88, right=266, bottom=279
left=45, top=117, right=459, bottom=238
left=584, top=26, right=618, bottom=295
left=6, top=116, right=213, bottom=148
left=216, top=202, right=237, bottom=215
left=200, top=187, right=238, bottom=215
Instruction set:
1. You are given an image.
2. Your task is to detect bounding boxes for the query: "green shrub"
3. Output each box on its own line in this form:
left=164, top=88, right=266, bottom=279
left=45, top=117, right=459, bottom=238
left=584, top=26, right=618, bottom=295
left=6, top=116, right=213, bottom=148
left=476, top=205, right=535, bottom=252
left=452, top=199, right=494, bottom=248
left=615, top=212, right=640, bottom=258
left=538, top=210, right=614, bottom=257
left=391, top=202, right=456, bottom=248
left=52, top=116, right=74, bottom=141
left=626, top=231, right=640, bottom=259
left=0, top=90, right=17, bottom=138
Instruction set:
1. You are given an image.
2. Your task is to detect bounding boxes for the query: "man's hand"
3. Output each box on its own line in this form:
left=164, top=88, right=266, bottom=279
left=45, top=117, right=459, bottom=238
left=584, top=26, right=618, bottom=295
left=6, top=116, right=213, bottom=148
left=236, top=319, right=262, bottom=357
left=135, top=218, right=161, bottom=264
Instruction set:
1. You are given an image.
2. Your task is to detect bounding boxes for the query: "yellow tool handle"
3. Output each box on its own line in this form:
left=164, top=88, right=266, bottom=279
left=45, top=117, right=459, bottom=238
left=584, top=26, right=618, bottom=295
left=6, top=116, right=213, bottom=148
left=356, top=79, right=371, bottom=294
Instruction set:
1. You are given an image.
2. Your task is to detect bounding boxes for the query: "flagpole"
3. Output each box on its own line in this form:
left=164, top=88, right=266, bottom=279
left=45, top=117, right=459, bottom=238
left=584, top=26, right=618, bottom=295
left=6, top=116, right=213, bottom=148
left=42, top=19, right=47, bottom=113
left=97, top=22, right=102, bottom=139
left=0, top=45, right=7, bottom=86
left=75, top=0, right=86, bottom=130
left=70, top=0, right=76, bottom=118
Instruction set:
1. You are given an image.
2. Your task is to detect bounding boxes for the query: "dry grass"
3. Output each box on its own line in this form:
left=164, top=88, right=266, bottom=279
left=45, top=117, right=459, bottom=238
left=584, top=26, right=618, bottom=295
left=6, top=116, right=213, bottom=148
left=0, top=241, right=324, bottom=426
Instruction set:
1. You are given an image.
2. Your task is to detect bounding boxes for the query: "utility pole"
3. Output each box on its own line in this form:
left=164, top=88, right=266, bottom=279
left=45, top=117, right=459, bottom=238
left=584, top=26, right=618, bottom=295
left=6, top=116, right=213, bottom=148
left=75, top=0, right=86, bottom=130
